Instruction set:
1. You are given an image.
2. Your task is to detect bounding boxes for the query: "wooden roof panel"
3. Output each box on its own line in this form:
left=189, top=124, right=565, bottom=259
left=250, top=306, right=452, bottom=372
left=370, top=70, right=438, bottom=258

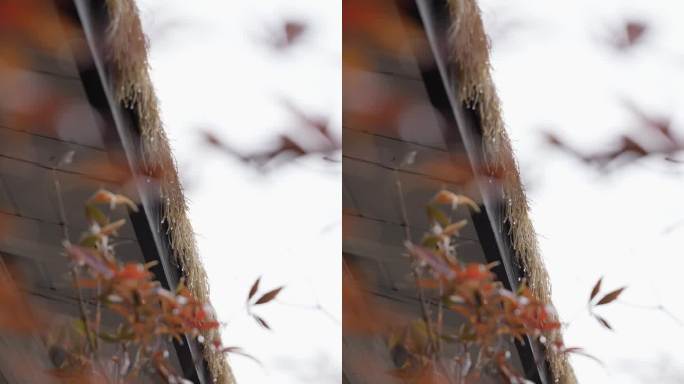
left=343, top=128, right=466, bottom=183
left=343, top=69, right=449, bottom=151
left=0, top=69, right=106, bottom=149
left=0, top=157, right=62, bottom=224
left=0, top=127, right=112, bottom=180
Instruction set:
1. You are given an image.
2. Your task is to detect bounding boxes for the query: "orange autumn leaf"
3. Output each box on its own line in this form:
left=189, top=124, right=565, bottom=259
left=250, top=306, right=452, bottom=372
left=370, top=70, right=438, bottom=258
left=431, top=190, right=481, bottom=212
left=88, top=189, right=138, bottom=212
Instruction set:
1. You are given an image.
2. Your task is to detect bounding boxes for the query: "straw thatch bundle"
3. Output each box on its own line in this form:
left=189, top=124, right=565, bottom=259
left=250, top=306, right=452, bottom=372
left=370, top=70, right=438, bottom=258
left=446, top=0, right=576, bottom=382
left=103, top=0, right=234, bottom=382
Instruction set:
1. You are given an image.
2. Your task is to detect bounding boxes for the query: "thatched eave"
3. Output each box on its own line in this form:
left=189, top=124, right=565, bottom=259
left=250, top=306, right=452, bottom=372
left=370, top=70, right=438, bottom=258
left=445, top=0, right=576, bottom=382
left=101, top=0, right=234, bottom=382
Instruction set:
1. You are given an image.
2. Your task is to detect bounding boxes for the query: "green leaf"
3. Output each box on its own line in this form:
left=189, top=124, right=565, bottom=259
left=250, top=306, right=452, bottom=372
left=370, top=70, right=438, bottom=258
left=426, top=205, right=448, bottom=227
left=410, top=320, right=429, bottom=352
left=98, top=332, right=121, bottom=343
left=99, top=328, right=135, bottom=343
left=79, top=235, right=99, bottom=248
left=440, top=333, right=460, bottom=344
left=85, top=204, right=108, bottom=227
left=73, top=319, right=86, bottom=336
left=387, top=334, right=398, bottom=351
left=421, top=235, right=441, bottom=248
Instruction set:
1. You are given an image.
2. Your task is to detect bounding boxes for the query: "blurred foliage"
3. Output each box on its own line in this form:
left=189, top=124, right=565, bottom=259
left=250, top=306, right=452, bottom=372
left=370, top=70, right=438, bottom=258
left=344, top=188, right=621, bottom=383
left=0, top=189, right=279, bottom=383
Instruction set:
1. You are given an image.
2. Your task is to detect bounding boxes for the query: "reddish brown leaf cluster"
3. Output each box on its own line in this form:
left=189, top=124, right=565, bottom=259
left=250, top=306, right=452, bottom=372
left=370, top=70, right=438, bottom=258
left=246, top=276, right=284, bottom=330
left=51, top=192, right=226, bottom=382
left=203, top=101, right=339, bottom=170
left=587, top=277, right=626, bottom=331
left=385, top=191, right=571, bottom=383
left=262, top=20, right=307, bottom=51
left=545, top=101, right=683, bottom=169
left=606, top=20, right=648, bottom=51
left=0, top=190, right=277, bottom=383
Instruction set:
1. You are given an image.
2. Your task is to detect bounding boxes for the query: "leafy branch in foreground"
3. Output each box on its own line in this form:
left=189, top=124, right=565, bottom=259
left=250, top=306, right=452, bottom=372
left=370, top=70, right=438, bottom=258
left=387, top=189, right=620, bottom=384
left=0, top=189, right=278, bottom=383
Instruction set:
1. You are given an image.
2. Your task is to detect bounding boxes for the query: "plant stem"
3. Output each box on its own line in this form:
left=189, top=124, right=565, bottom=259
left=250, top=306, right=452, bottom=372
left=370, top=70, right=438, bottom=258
left=394, top=171, right=440, bottom=356
left=52, top=163, right=98, bottom=357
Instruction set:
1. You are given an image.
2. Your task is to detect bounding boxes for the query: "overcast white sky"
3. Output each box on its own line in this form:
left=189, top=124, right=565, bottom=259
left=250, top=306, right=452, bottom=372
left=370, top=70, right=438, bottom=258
left=137, top=1, right=341, bottom=383
left=479, top=0, right=684, bottom=382
left=136, top=0, right=684, bottom=383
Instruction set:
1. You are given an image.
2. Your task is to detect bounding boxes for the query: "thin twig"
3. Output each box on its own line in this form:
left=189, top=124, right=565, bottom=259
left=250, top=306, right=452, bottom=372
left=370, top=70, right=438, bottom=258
left=95, top=279, right=102, bottom=351
left=393, top=170, right=440, bottom=356
left=437, top=281, right=444, bottom=353
left=71, top=268, right=97, bottom=355
left=51, top=157, right=98, bottom=357
left=51, top=169, right=70, bottom=242
left=276, top=301, right=340, bottom=325
left=617, top=301, right=684, bottom=326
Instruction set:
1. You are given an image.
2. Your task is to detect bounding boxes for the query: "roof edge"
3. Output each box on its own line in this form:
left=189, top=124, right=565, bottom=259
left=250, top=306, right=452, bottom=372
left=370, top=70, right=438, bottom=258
left=446, top=0, right=577, bottom=382
left=103, top=0, right=234, bottom=382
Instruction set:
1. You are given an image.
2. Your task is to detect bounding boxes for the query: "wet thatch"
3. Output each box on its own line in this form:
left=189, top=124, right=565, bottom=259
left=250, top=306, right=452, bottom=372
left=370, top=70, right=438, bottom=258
left=446, top=0, right=577, bottom=382
left=103, top=0, right=234, bottom=382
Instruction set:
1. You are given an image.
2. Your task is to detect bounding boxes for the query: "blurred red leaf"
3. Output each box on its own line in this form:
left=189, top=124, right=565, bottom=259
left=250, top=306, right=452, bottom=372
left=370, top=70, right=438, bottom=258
left=64, top=243, right=114, bottom=279
left=625, top=21, right=647, bottom=46
left=406, top=242, right=455, bottom=280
